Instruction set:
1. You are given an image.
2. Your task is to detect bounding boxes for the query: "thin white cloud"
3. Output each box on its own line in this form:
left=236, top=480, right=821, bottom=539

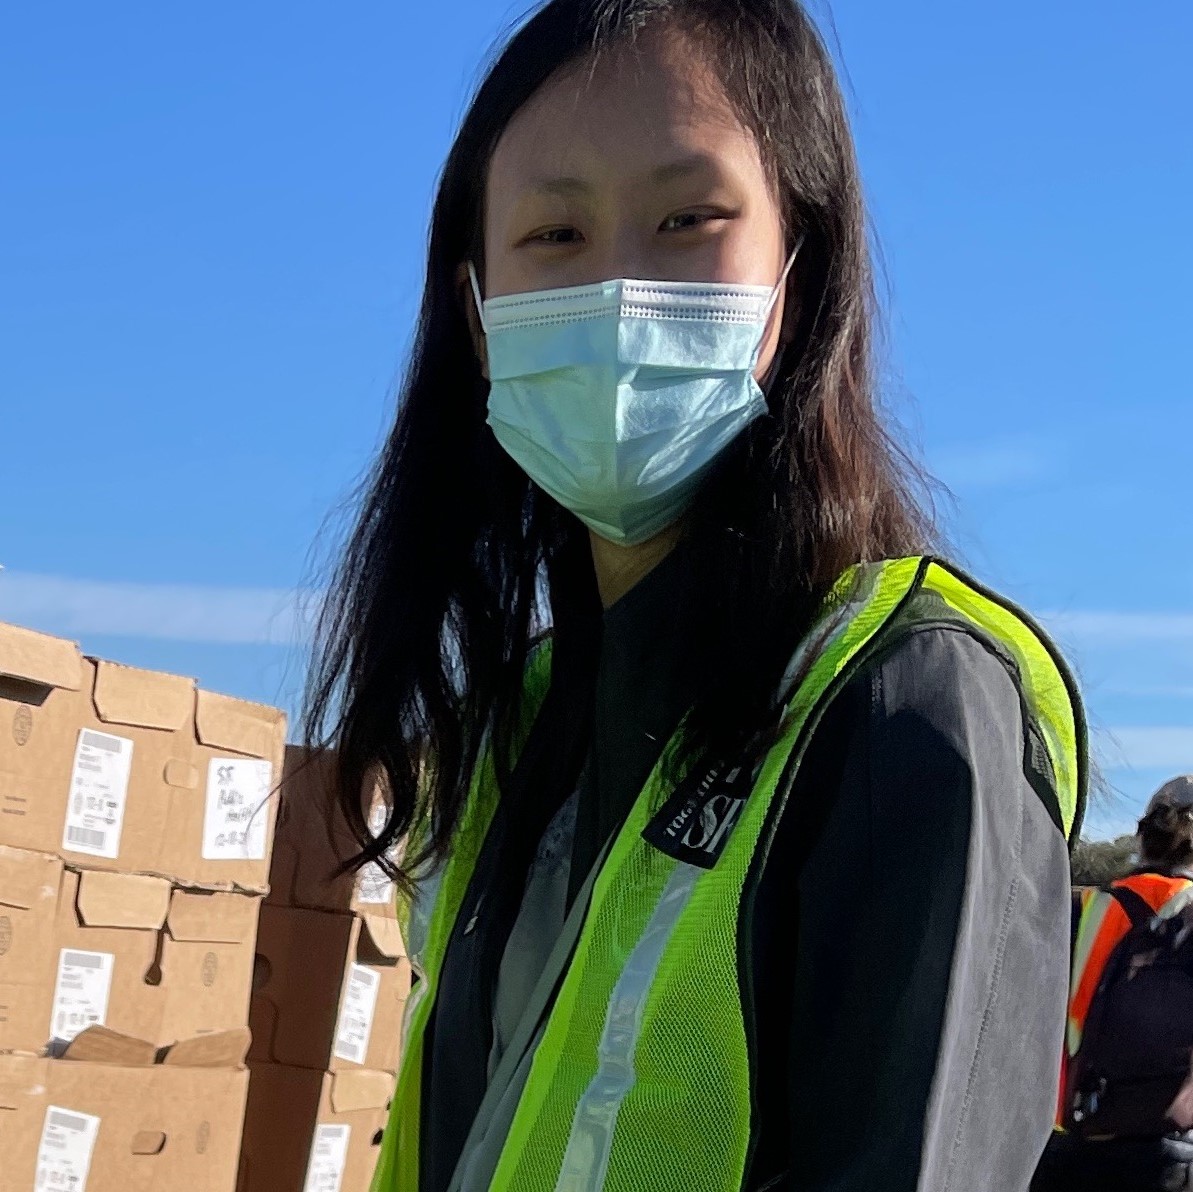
left=930, top=440, right=1051, bottom=490
left=1102, top=683, right=1193, bottom=700
left=1103, top=727, right=1193, bottom=774
left=0, top=570, right=318, bottom=646
left=1043, top=611, right=1193, bottom=645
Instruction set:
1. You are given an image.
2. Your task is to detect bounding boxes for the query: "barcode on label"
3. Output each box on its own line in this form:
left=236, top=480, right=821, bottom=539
left=37, top=1104, right=101, bottom=1192
left=80, top=730, right=122, bottom=753
left=333, top=964, right=380, bottom=1064
left=61, top=952, right=104, bottom=969
left=64, top=728, right=133, bottom=861
left=49, top=1110, right=89, bottom=1132
left=303, top=1122, right=352, bottom=1192
left=51, top=949, right=114, bottom=1046
left=66, top=827, right=108, bottom=849
left=352, top=968, right=379, bottom=990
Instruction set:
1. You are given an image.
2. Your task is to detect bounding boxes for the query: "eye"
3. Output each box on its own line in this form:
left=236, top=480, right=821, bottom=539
left=526, top=226, right=583, bottom=246
left=659, top=210, right=723, bottom=233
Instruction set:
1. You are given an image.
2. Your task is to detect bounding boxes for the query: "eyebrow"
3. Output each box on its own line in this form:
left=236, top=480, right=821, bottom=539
left=527, top=154, right=721, bottom=197
left=649, top=154, right=720, bottom=187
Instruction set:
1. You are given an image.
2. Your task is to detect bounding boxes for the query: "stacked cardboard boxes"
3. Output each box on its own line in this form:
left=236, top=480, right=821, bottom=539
left=239, top=747, right=410, bottom=1192
left=0, top=621, right=286, bottom=1191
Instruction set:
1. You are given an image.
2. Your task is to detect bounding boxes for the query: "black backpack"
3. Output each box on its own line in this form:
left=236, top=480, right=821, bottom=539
left=1065, top=883, right=1193, bottom=1139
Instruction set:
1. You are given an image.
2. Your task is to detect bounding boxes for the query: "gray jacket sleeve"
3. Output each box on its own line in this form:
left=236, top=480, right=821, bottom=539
left=787, top=627, right=1071, bottom=1192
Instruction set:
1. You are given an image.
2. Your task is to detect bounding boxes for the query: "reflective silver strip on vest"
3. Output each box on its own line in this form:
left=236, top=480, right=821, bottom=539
left=1067, top=890, right=1111, bottom=1056
left=1157, top=885, right=1193, bottom=919
left=554, top=862, right=702, bottom=1192
left=773, top=564, right=878, bottom=706
left=401, top=861, right=445, bottom=1052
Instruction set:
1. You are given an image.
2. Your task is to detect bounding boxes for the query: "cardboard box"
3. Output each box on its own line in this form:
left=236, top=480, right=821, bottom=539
left=0, top=625, right=187, bottom=875
left=239, top=1064, right=394, bottom=1192
left=0, top=621, right=286, bottom=892
left=269, top=747, right=398, bottom=919
left=0, top=846, right=260, bottom=1054
left=160, top=690, right=286, bottom=893
left=249, top=905, right=409, bottom=1075
left=0, top=1026, right=250, bottom=1192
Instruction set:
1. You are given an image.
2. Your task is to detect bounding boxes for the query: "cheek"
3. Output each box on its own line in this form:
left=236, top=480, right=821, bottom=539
left=481, top=217, right=523, bottom=297
left=752, top=293, right=786, bottom=384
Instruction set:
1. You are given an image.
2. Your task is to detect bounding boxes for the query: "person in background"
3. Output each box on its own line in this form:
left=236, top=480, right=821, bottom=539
left=304, top=2, right=1087, bottom=1188
left=1035, top=774, right=1193, bottom=1192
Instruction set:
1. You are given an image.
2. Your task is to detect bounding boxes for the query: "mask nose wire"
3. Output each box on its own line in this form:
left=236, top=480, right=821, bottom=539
left=467, top=261, right=489, bottom=335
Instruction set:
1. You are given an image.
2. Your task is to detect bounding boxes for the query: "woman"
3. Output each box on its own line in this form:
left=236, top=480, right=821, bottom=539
left=1034, top=776, right=1193, bottom=1192
left=305, top=2, right=1087, bottom=1189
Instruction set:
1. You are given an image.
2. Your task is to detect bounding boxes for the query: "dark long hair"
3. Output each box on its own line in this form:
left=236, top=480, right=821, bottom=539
left=305, top=0, right=935, bottom=888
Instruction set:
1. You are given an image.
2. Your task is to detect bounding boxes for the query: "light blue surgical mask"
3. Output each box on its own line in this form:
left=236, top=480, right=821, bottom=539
left=469, top=245, right=799, bottom=546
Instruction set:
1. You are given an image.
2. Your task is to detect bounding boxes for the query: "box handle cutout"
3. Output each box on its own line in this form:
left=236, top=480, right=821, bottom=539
left=252, top=954, right=272, bottom=991
left=144, top=928, right=166, bottom=987
left=131, top=1130, right=167, bottom=1155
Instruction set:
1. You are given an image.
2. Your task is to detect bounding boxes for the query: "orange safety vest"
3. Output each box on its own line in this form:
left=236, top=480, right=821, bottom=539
left=1057, top=871, right=1193, bottom=1126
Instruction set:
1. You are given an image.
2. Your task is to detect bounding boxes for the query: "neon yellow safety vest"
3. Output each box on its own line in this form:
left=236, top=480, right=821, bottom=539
left=373, top=557, right=1085, bottom=1192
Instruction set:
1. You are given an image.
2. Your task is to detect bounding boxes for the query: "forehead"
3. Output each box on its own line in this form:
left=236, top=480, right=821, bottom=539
left=488, top=27, right=762, bottom=197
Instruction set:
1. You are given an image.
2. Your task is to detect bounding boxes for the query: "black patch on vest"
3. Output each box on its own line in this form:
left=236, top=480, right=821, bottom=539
left=642, top=755, right=757, bottom=869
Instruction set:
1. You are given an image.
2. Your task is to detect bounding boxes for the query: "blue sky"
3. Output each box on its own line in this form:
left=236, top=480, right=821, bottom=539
left=2, top=1, right=1189, bottom=838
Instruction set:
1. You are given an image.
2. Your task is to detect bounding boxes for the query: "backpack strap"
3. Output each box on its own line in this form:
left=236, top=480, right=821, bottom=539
left=1108, top=884, right=1155, bottom=928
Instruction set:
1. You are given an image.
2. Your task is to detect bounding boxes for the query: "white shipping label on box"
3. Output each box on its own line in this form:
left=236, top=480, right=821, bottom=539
left=36, top=1105, right=101, bottom=1192
left=50, top=949, right=114, bottom=1044
left=202, top=758, right=274, bottom=861
left=355, top=803, right=397, bottom=906
left=333, top=964, right=380, bottom=1064
left=355, top=863, right=395, bottom=905
left=63, top=729, right=134, bottom=860
left=302, top=1123, right=351, bottom=1192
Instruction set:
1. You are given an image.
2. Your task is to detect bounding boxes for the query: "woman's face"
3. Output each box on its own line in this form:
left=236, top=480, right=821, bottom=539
left=479, top=26, right=790, bottom=381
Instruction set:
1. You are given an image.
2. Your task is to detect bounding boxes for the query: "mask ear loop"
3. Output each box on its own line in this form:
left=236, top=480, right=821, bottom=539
left=467, top=262, right=489, bottom=335
left=753, top=232, right=807, bottom=378
left=762, top=231, right=806, bottom=323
